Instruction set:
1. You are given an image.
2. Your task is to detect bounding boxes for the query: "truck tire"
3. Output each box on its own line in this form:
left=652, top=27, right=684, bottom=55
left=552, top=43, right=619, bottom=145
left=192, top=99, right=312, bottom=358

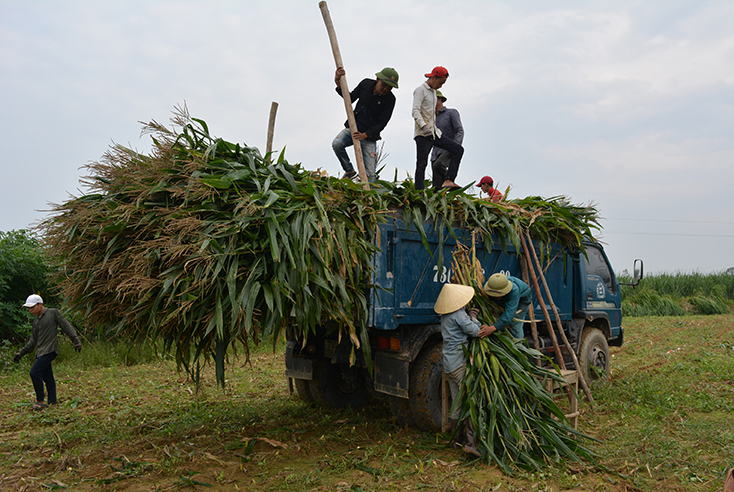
left=408, top=343, right=445, bottom=432
left=578, top=327, right=610, bottom=382
left=307, top=360, right=373, bottom=409
left=293, top=378, right=313, bottom=402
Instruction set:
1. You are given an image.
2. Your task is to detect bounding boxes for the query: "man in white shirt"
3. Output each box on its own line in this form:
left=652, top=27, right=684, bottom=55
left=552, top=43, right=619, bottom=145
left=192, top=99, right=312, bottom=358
left=411, top=66, right=464, bottom=191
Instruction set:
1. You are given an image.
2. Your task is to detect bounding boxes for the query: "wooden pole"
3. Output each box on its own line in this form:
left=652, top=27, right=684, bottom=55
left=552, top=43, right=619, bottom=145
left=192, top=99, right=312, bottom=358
left=266, top=101, right=278, bottom=161
left=318, top=1, right=369, bottom=189
left=519, top=233, right=566, bottom=371
left=519, top=258, right=541, bottom=366
left=525, top=232, right=595, bottom=406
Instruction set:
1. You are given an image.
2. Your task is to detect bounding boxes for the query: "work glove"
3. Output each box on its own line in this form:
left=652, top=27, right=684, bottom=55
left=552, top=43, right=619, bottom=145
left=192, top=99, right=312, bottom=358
left=421, top=125, right=433, bottom=137
left=13, top=353, right=21, bottom=363
left=74, top=344, right=82, bottom=353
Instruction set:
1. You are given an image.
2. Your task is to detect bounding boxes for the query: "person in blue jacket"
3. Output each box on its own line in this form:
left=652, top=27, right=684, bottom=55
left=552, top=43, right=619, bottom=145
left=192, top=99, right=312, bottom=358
left=434, top=283, right=492, bottom=456
left=482, top=273, right=532, bottom=339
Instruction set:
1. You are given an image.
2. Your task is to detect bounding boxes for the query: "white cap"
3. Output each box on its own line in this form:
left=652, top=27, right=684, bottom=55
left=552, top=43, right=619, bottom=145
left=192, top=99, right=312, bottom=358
left=23, top=294, right=44, bottom=307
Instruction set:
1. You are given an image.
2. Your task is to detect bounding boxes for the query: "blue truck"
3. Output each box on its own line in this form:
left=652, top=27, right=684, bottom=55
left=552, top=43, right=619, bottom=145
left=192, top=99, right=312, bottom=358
left=285, top=210, right=642, bottom=431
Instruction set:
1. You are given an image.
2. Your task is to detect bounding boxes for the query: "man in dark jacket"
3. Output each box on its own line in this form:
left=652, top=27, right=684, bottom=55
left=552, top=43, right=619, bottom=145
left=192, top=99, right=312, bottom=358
left=332, top=67, right=398, bottom=182
left=430, top=90, right=464, bottom=190
left=13, top=294, right=81, bottom=410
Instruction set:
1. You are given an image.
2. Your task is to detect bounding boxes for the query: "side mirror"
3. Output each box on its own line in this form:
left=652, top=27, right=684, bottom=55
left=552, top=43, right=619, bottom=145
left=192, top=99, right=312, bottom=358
left=633, top=259, right=644, bottom=282
left=619, top=259, right=643, bottom=288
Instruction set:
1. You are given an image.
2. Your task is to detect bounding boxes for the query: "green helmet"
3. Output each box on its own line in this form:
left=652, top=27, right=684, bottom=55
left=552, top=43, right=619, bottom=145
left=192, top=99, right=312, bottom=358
left=436, top=90, right=446, bottom=102
left=375, top=67, right=399, bottom=88
left=483, top=273, right=512, bottom=297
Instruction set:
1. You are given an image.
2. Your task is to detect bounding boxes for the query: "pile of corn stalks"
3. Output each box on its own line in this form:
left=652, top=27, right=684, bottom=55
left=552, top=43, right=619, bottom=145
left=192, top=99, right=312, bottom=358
left=451, top=243, right=599, bottom=473
left=41, top=107, right=601, bottom=387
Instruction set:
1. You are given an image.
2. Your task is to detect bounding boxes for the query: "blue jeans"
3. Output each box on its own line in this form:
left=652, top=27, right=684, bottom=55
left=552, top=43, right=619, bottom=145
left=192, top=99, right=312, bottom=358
left=30, top=352, right=57, bottom=404
left=509, top=300, right=532, bottom=339
left=331, top=128, right=377, bottom=182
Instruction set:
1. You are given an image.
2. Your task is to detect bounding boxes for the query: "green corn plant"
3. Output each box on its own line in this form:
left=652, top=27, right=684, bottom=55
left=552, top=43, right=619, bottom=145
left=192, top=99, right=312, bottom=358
left=450, top=240, right=599, bottom=474
left=40, top=106, right=602, bottom=388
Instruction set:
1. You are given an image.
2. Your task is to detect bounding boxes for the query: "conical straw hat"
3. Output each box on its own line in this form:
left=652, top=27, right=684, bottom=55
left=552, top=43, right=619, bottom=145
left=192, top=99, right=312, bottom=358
left=434, top=284, right=475, bottom=314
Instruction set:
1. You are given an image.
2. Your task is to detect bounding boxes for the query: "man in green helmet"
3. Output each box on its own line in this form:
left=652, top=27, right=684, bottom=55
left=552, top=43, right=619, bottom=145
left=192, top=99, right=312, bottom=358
left=332, top=67, right=399, bottom=182
left=482, top=273, right=532, bottom=339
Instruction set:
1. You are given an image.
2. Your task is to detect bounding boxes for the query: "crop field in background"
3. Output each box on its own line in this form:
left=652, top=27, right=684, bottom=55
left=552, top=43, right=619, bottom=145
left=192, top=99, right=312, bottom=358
left=619, top=272, right=734, bottom=316
left=1, top=314, right=733, bottom=492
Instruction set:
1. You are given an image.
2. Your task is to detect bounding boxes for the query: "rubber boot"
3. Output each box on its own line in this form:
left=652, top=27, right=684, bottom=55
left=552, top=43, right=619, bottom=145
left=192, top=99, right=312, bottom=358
left=725, top=468, right=734, bottom=492
left=461, top=419, right=481, bottom=457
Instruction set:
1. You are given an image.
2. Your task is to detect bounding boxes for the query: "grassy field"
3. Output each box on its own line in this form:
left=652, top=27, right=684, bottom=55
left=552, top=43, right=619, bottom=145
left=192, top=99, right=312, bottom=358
left=1, top=315, right=733, bottom=492
left=619, top=272, right=734, bottom=316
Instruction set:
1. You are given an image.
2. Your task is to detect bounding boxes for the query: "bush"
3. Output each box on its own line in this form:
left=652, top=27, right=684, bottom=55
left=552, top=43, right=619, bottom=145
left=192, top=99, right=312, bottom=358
left=0, top=230, right=57, bottom=341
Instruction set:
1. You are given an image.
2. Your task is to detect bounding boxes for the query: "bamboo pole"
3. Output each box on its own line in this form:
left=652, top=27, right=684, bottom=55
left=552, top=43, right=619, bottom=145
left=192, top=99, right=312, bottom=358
left=266, top=101, right=278, bottom=161
left=318, top=1, right=369, bottom=189
left=525, top=232, right=595, bottom=406
left=519, top=233, right=566, bottom=371
left=519, top=258, right=541, bottom=366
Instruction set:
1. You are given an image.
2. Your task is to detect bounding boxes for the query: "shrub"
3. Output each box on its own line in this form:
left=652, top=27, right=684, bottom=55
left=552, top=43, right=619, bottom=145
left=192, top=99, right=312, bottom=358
left=0, top=230, right=57, bottom=341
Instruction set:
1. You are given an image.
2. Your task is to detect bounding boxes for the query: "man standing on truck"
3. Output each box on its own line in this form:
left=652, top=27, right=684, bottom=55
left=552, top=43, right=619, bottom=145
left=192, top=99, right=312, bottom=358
left=434, top=283, right=492, bottom=456
left=482, top=273, right=532, bottom=339
left=412, top=66, right=464, bottom=190
left=332, top=67, right=399, bottom=182
left=430, top=90, right=464, bottom=190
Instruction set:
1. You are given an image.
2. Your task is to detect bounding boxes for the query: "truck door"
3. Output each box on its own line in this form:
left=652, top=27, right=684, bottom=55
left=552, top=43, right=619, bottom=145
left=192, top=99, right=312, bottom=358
left=583, top=245, right=622, bottom=337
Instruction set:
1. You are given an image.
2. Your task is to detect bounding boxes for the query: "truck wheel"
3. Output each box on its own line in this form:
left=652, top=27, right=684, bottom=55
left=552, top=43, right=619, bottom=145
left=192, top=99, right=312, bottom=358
left=408, top=343, right=445, bottom=432
left=578, top=328, right=610, bottom=382
left=293, top=378, right=313, bottom=403
left=307, top=360, right=373, bottom=409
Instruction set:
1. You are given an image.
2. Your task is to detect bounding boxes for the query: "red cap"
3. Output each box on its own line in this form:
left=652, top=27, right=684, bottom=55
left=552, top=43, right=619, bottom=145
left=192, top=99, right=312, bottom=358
left=425, top=66, right=449, bottom=78
left=476, top=176, right=494, bottom=187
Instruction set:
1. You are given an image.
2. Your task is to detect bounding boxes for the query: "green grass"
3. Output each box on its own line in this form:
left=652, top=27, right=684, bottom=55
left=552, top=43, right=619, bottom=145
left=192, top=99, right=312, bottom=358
left=1, top=316, right=733, bottom=491
left=620, top=272, right=733, bottom=316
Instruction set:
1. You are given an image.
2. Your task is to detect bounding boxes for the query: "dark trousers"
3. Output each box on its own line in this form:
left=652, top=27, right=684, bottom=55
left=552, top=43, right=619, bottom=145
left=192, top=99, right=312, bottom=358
left=30, top=352, right=57, bottom=404
left=431, top=152, right=450, bottom=190
left=414, top=135, right=463, bottom=190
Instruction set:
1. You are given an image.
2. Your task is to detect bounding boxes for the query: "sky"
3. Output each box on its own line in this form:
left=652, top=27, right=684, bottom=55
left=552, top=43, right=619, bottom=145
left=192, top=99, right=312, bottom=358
left=1, top=0, right=733, bottom=275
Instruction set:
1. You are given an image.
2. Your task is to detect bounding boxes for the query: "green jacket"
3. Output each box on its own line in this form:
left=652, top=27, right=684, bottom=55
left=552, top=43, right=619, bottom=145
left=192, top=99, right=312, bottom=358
left=18, top=308, right=80, bottom=358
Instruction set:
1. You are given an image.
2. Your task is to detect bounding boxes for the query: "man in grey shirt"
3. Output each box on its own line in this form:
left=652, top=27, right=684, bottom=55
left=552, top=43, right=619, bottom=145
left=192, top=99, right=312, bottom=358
left=14, top=294, right=81, bottom=410
left=430, top=90, right=465, bottom=190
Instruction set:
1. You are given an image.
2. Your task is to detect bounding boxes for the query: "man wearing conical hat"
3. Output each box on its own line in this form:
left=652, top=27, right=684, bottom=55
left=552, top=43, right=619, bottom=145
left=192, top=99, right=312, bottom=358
left=482, top=273, right=532, bottom=339
left=434, top=283, right=492, bottom=456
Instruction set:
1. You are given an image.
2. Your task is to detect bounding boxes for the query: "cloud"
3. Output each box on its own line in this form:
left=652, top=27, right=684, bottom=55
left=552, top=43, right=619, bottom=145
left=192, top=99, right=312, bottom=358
left=1, top=0, right=732, bottom=272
